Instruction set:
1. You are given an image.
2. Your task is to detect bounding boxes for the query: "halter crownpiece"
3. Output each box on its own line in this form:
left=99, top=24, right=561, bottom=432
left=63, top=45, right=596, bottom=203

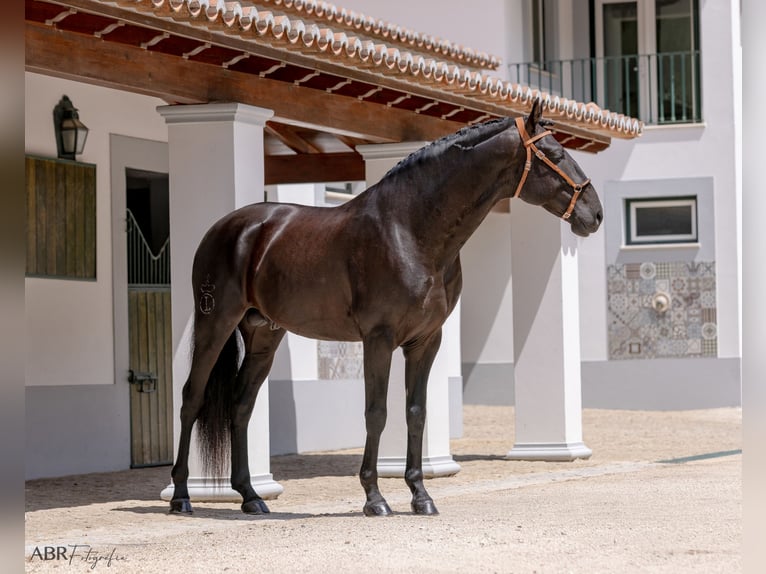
left=512, top=116, right=591, bottom=220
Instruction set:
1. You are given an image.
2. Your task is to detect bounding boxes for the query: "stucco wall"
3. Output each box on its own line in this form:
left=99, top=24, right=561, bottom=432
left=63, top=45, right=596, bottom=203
left=25, top=73, right=168, bottom=477
left=358, top=0, right=742, bottom=406
left=460, top=212, right=515, bottom=403
left=25, top=73, right=168, bottom=387
left=567, top=0, right=741, bottom=407
left=575, top=0, right=741, bottom=362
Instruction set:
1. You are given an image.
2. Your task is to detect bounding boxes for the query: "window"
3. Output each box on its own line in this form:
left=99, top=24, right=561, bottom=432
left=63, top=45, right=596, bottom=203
left=530, top=0, right=558, bottom=68
left=594, top=0, right=701, bottom=123
left=325, top=182, right=353, bottom=195
left=26, top=155, right=97, bottom=279
left=625, top=196, right=697, bottom=245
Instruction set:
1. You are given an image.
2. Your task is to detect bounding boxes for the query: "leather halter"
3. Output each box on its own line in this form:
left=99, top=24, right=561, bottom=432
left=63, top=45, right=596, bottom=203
left=512, top=116, right=591, bottom=221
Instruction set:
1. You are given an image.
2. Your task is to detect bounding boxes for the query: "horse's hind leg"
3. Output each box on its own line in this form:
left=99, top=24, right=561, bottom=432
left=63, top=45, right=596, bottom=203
left=360, top=329, right=395, bottom=516
left=230, top=321, right=286, bottom=514
left=169, top=306, right=245, bottom=514
left=402, top=330, right=442, bottom=515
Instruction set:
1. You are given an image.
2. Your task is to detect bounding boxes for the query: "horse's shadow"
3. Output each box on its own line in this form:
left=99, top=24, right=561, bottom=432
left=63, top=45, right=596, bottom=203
left=111, top=505, right=365, bottom=521
left=453, top=454, right=507, bottom=463
left=271, top=452, right=362, bottom=480
left=25, top=453, right=363, bottom=512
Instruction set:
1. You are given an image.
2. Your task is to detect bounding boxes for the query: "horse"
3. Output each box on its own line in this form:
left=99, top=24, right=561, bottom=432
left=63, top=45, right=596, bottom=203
left=169, top=99, right=603, bottom=517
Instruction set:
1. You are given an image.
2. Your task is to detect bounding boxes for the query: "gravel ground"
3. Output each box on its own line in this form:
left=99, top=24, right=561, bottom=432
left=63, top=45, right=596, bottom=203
left=25, top=406, right=741, bottom=573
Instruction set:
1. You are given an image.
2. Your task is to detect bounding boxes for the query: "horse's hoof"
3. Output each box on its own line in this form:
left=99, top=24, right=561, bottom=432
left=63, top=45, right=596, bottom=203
left=169, top=498, right=193, bottom=515
left=363, top=500, right=393, bottom=517
left=241, top=499, right=270, bottom=515
left=411, top=498, right=439, bottom=516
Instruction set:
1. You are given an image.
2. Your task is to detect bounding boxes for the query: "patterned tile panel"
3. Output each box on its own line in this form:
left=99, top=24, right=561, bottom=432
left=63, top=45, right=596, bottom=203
left=607, top=261, right=717, bottom=360
left=317, top=341, right=364, bottom=380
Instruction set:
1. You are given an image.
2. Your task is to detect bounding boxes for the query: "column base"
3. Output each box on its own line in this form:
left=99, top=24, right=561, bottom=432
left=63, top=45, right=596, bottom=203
left=160, top=473, right=283, bottom=502
left=506, top=442, right=593, bottom=462
left=377, top=455, right=461, bottom=478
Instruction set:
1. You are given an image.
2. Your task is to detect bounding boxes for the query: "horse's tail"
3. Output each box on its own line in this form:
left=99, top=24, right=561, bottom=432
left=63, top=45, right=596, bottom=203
left=195, top=329, right=240, bottom=481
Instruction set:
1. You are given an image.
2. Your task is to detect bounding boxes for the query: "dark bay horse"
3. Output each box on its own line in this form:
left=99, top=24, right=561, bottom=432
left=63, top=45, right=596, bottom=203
left=169, top=100, right=603, bottom=517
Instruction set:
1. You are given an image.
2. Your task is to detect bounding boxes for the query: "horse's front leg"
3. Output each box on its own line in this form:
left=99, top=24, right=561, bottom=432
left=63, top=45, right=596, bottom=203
left=230, top=325, right=285, bottom=514
left=402, top=329, right=443, bottom=515
left=360, top=329, right=395, bottom=516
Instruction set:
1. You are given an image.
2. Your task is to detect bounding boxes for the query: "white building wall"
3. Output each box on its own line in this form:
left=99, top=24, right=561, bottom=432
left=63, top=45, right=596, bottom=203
left=25, top=72, right=169, bottom=478
left=25, top=73, right=168, bottom=387
left=460, top=212, right=515, bottom=403
left=575, top=0, right=741, bottom=363
left=338, top=0, right=741, bottom=408
left=461, top=213, right=514, bottom=365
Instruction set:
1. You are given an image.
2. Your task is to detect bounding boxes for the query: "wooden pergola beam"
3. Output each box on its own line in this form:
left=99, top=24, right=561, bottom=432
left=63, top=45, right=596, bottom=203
left=265, top=123, right=323, bottom=155
left=264, top=152, right=365, bottom=185
left=25, top=22, right=465, bottom=143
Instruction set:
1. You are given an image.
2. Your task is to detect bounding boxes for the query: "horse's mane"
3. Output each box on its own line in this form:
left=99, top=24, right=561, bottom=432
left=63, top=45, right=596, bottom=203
left=382, top=117, right=515, bottom=180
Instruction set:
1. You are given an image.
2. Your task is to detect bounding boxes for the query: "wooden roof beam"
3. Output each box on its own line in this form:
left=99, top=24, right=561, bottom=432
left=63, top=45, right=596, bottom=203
left=265, top=152, right=365, bottom=185
left=265, top=123, right=323, bottom=154
left=25, top=21, right=464, bottom=143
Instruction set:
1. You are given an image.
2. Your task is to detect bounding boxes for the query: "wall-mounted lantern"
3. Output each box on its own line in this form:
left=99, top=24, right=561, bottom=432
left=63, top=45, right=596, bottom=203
left=53, top=95, right=89, bottom=160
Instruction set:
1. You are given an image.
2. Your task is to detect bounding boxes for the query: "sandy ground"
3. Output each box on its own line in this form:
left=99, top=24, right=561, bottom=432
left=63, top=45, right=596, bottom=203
left=25, top=406, right=741, bottom=573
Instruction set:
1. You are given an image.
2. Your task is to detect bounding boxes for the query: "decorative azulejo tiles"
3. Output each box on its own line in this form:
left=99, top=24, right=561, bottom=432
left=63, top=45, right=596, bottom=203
left=607, top=261, right=717, bottom=360
left=317, top=341, right=364, bottom=380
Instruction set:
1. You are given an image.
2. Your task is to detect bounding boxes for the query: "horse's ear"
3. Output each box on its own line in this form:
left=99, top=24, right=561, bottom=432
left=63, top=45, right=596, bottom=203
left=525, top=99, right=543, bottom=134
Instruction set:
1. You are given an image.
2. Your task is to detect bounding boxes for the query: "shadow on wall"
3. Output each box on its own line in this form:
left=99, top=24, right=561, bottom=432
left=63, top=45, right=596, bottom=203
left=268, top=336, right=367, bottom=456
left=459, top=212, right=514, bottom=385
left=268, top=340, right=297, bottom=455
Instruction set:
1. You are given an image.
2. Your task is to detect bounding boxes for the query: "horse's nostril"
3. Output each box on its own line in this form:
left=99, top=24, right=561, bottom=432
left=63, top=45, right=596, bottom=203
left=596, top=210, right=604, bottom=224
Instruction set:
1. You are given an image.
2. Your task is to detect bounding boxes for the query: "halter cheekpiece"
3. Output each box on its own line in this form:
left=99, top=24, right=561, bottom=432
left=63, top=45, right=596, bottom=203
left=512, top=116, right=590, bottom=221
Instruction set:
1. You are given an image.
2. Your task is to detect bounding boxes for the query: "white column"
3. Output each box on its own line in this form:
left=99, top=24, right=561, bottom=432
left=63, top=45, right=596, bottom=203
left=267, top=183, right=321, bottom=388
left=742, top=2, right=765, bottom=570
left=507, top=200, right=591, bottom=461
left=157, top=103, right=283, bottom=502
left=357, top=143, right=461, bottom=478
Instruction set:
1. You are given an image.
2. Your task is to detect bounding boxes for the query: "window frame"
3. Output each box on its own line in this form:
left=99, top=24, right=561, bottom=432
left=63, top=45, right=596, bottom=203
left=625, top=195, right=698, bottom=245
left=529, top=0, right=558, bottom=69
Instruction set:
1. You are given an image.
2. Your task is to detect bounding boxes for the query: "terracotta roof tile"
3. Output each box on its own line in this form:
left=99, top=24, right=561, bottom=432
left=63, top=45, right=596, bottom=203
left=95, top=1, right=644, bottom=139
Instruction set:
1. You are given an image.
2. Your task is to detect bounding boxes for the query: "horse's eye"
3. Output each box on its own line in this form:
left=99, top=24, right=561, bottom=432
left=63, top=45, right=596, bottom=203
left=544, top=147, right=564, bottom=162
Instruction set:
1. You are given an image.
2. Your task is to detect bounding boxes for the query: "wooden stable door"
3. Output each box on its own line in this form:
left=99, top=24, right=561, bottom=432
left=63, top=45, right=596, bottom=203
left=125, top=167, right=173, bottom=467
left=128, top=287, right=173, bottom=467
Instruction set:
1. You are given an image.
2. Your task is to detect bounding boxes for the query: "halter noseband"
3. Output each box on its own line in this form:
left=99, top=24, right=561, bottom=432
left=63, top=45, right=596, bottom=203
left=512, top=116, right=591, bottom=221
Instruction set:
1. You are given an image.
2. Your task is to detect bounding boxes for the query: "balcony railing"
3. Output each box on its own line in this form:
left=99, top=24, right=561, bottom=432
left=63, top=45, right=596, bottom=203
left=508, top=51, right=702, bottom=126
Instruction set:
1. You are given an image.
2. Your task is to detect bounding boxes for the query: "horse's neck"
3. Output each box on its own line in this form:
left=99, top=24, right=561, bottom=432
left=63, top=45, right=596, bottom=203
left=375, top=127, right=521, bottom=268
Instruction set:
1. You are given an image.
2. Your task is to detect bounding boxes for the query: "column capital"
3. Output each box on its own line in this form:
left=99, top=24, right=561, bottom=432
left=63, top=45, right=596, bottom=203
left=356, top=141, right=429, bottom=161
left=157, top=102, right=274, bottom=127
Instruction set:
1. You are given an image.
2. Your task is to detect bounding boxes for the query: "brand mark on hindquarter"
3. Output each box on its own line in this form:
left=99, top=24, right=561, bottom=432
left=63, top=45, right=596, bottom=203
left=199, top=274, right=216, bottom=315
